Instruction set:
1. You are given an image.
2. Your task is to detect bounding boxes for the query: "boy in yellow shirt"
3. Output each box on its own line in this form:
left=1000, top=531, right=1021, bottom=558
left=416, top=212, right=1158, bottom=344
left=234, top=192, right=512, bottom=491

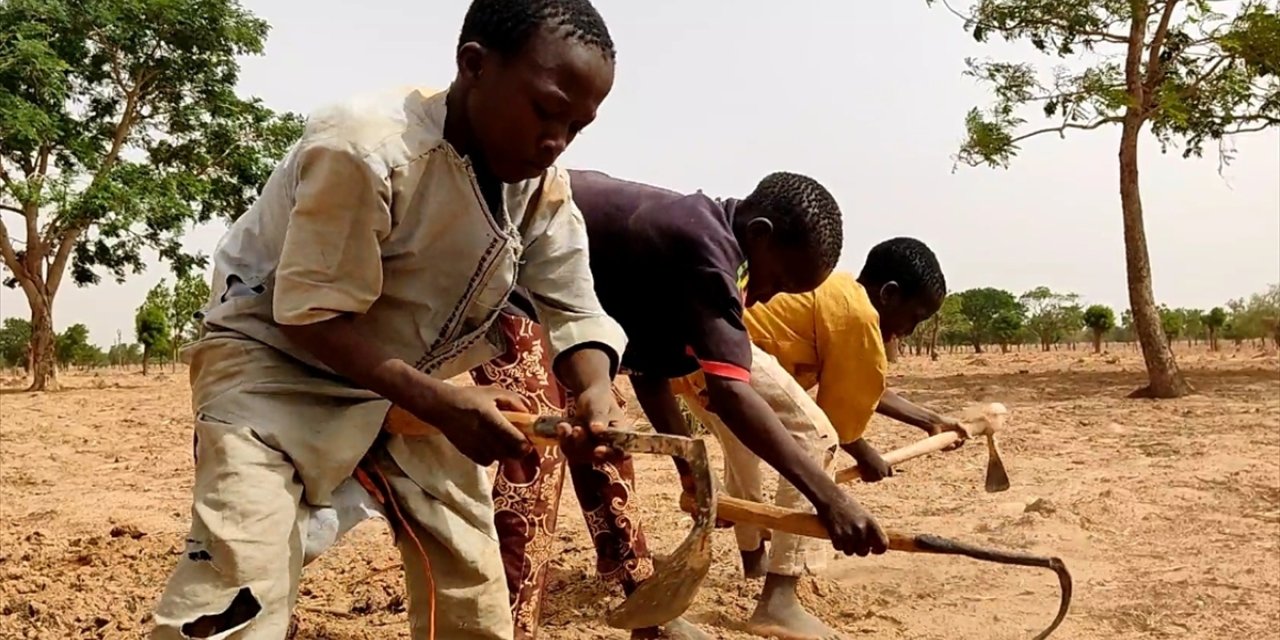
left=674, top=237, right=957, bottom=639
left=744, top=236, right=961, bottom=482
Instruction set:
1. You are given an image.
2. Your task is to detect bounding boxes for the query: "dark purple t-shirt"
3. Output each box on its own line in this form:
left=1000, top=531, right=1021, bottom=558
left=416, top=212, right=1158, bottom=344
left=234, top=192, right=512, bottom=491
left=563, top=169, right=752, bottom=380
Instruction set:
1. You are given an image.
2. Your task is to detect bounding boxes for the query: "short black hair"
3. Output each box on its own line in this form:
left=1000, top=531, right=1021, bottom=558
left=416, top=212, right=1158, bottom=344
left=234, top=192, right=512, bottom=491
left=741, top=172, right=843, bottom=272
left=859, top=237, right=946, bottom=301
left=458, top=0, right=615, bottom=61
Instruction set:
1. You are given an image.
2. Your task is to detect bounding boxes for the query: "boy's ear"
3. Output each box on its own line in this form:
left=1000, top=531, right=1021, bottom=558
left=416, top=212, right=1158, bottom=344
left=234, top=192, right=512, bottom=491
left=745, top=216, right=774, bottom=240
left=456, top=42, right=488, bottom=84
left=878, top=281, right=901, bottom=305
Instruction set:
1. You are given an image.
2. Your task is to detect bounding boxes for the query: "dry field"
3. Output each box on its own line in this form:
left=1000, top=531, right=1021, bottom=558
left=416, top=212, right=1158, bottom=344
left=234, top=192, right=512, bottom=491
left=1, top=345, right=1278, bottom=639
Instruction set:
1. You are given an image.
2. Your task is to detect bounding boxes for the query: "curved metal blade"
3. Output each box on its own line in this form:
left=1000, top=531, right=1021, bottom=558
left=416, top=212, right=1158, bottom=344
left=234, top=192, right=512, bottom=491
left=602, top=435, right=717, bottom=629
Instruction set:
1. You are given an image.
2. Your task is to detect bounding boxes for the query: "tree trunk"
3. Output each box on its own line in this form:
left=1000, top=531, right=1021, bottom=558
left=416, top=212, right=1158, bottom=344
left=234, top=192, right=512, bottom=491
left=27, top=295, right=59, bottom=392
left=1207, top=329, right=1217, bottom=352
left=1119, top=115, right=1191, bottom=398
left=142, top=346, right=150, bottom=375
left=1093, top=330, right=1104, bottom=354
left=885, top=336, right=899, bottom=363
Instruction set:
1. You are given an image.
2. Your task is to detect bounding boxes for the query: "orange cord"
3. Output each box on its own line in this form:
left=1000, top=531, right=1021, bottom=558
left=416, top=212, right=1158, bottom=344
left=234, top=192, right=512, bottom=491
left=354, top=466, right=437, bottom=639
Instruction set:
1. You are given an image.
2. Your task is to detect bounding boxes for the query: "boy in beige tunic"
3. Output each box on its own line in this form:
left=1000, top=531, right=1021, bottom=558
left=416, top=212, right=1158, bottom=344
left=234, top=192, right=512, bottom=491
left=150, top=1, right=625, bottom=638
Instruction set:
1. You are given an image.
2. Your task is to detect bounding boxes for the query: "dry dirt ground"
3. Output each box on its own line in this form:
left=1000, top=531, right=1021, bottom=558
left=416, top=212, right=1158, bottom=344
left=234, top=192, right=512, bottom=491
left=1, top=345, right=1277, bottom=639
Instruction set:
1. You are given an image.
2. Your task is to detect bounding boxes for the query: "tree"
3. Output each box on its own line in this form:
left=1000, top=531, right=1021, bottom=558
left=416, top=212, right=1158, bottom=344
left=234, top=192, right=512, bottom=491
left=935, top=294, right=973, bottom=354
left=1084, top=304, right=1117, bottom=353
left=990, top=307, right=1025, bottom=352
left=1226, top=283, right=1280, bottom=347
left=1020, top=287, right=1082, bottom=351
left=172, top=273, right=211, bottom=351
left=135, top=301, right=169, bottom=375
left=1159, top=304, right=1186, bottom=346
left=108, top=341, right=142, bottom=368
left=0, top=0, right=304, bottom=391
left=144, top=274, right=211, bottom=368
left=1203, top=306, right=1228, bottom=351
left=0, top=317, right=32, bottom=369
left=1178, top=308, right=1205, bottom=345
left=955, top=287, right=1026, bottom=352
left=54, top=322, right=93, bottom=367
left=930, top=0, right=1279, bottom=397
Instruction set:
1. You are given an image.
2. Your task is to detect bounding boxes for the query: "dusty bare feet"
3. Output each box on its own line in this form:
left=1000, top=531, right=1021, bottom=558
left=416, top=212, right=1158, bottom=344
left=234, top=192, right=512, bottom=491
left=741, top=544, right=768, bottom=579
left=631, top=617, right=711, bottom=639
left=744, top=574, right=846, bottom=640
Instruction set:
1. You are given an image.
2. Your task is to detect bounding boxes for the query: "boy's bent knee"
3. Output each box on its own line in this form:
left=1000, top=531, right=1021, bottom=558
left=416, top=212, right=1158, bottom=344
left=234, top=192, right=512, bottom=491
left=153, top=587, right=263, bottom=639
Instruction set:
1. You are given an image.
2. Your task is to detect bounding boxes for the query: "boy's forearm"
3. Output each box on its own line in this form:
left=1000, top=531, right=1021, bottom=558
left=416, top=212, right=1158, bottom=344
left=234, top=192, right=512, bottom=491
left=841, top=437, right=875, bottom=461
left=630, top=375, right=694, bottom=438
left=630, top=375, right=696, bottom=477
left=705, top=378, right=841, bottom=506
left=280, top=316, right=452, bottom=420
left=875, top=388, right=942, bottom=431
left=554, top=344, right=615, bottom=395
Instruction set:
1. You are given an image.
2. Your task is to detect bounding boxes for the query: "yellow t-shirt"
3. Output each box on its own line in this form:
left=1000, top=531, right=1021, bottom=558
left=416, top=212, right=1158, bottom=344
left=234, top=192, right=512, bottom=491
left=743, top=272, right=887, bottom=443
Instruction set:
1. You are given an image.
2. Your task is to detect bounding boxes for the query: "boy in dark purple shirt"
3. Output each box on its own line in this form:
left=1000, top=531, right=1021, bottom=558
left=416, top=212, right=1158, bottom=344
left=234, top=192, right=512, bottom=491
left=562, top=169, right=885, bottom=637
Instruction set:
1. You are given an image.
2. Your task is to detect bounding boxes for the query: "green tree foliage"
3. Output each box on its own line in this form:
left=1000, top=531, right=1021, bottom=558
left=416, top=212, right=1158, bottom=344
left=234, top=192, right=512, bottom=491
left=1159, top=304, right=1186, bottom=345
left=909, top=294, right=971, bottom=357
left=0, top=317, right=32, bottom=369
left=171, top=273, right=211, bottom=353
left=108, top=341, right=142, bottom=367
left=936, top=294, right=974, bottom=350
left=54, top=322, right=97, bottom=367
left=1020, top=287, right=1083, bottom=351
left=929, top=0, right=1280, bottom=397
left=990, top=306, right=1026, bottom=352
left=0, top=0, right=304, bottom=391
left=954, top=287, right=1027, bottom=353
left=1177, top=307, right=1205, bottom=344
left=135, top=300, right=169, bottom=375
left=1224, top=283, right=1280, bottom=346
left=1203, top=306, right=1228, bottom=351
left=1083, top=304, right=1117, bottom=353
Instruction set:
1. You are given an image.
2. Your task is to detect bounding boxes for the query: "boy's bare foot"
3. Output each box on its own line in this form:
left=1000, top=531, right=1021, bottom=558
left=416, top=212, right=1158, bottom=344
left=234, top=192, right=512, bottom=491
left=744, top=574, right=845, bottom=640
left=631, top=617, right=710, bottom=639
left=741, top=544, right=768, bottom=579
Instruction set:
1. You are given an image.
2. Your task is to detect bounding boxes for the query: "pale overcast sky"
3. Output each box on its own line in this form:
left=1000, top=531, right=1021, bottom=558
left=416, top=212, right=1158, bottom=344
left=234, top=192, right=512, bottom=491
left=2, top=0, right=1277, bottom=346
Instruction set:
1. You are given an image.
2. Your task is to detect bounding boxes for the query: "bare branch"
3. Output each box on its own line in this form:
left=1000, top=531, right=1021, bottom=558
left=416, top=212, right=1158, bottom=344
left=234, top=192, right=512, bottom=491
left=1226, top=122, right=1278, bottom=134
left=1026, top=84, right=1129, bottom=103
left=1124, top=1, right=1151, bottom=107
left=45, top=227, right=81, bottom=297
left=1144, top=0, right=1182, bottom=93
left=1009, top=117, right=1124, bottom=144
left=0, top=162, right=14, bottom=192
left=0, top=219, right=39, bottom=298
left=940, top=0, right=1132, bottom=44
left=24, top=149, right=51, bottom=277
left=88, top=29, right=129, bottom=93
left=102, top=99, right=137, bottom=177
left=1223, top=116, right=1280, bottom=134
left=1180, top=56, right=1232, bottom=100
left=0, top=204, right=25, bottom=215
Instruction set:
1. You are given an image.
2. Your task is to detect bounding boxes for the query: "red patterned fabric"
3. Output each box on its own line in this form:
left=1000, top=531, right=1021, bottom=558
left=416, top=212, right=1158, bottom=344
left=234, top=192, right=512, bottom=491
left=471, top=312, right=652, bottom=639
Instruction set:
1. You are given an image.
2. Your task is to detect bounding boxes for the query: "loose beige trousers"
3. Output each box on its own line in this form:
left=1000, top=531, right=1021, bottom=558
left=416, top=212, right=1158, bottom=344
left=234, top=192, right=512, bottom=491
left=151, top=338, right=511, bottom=640
left=677, top=345, right=839, bottom=577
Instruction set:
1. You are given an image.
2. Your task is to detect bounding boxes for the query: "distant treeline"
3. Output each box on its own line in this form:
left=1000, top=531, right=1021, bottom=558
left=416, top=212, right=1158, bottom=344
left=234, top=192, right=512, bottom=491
left=900, top=284, right=1279, bottom=357
left=3, top=283, right=1278, bottom=374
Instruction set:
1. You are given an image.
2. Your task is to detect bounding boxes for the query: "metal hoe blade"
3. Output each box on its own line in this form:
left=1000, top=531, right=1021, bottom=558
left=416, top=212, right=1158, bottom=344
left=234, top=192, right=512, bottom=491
left=517, top=417, right=720, bottom=631
left=603, top=433, right=716, bottom=630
